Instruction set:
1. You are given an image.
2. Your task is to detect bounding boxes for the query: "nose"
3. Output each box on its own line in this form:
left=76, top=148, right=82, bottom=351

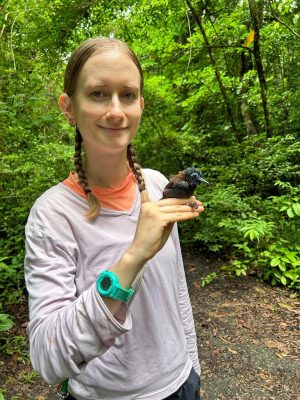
left=106, top=95, right=124, bottom=120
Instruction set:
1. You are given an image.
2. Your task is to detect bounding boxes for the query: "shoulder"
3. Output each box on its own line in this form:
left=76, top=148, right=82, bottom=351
left=142, top=168, right=168, bottom=184
left=141, top=168, right=169, bottom=201
left=30, top=183, right=73, bottom=213
left=26, top=183, right=85, bottom=233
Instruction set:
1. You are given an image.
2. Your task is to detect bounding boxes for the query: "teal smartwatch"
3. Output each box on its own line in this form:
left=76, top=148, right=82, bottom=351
left=96, top=270, right=134, bottom=302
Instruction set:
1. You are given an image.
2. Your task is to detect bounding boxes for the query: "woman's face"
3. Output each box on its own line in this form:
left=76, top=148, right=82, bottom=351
left=65, top=49, right=144, bottom=156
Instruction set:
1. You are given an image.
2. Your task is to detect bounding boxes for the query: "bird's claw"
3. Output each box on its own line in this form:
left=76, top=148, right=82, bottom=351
left=186, top=201, right=198, bottom=209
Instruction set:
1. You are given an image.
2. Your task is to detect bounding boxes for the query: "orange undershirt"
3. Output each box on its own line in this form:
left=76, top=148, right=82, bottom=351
left=63, top=170, right=137, bottom=211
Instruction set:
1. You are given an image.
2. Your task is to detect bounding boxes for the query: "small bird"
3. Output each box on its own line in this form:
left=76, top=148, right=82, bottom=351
left=162, top=167, right=208, bottom=208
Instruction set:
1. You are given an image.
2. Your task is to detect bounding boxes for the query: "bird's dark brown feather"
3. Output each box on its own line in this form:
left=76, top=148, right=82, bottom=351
left=162, top=167, right=208, bottom=199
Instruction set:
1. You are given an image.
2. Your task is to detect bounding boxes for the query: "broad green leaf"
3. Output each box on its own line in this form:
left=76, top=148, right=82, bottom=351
left=287, top=208, right=295, bottom=218
left=0, top=314, right=14, bottom=332
left=292, top=203, right=300, bottom=216
left=281, top=275, right=287, bottom=285
left=284, top=272, right=299, bottom=282
left=270, top=258, right=280, bottom=267
left=278, top=263, right=286, bottom=272
left=274, top=271, right=282, bottom=280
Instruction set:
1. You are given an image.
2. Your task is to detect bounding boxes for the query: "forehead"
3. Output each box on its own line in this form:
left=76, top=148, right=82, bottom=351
left=78, top=49, right=141, bottom=89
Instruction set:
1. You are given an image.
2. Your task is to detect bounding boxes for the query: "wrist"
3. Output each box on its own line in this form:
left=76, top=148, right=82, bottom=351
left=115, top=249, right=146, bottom=274
left=124, top=244, right=150, bottom=268
left=109, top=249, right=146, bottom=290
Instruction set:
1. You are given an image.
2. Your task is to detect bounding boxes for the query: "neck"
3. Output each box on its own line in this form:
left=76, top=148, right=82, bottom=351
left=85, top=150, right=129, bottom=188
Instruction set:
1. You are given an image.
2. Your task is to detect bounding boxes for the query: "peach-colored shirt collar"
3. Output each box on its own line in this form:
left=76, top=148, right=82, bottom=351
left=62, top=170, right=137, bottom=211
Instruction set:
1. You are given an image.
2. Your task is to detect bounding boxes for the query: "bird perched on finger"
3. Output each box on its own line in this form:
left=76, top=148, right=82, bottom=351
left=162, top=167, right=208, bottom=208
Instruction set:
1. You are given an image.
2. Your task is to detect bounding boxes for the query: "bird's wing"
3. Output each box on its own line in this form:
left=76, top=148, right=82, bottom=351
left=163, top=180, right=191, bottom=199
left=164, top=175, right=188, bottom=189
left=176, top=180, right=190, bottom=191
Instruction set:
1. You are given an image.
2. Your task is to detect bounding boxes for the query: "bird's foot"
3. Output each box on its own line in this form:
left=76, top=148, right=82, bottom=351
left=186, top=201, right=198, bottom=209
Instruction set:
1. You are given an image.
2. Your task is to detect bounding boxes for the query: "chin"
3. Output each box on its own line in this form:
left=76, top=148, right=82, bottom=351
left=100, top=142, right=130, bottom=155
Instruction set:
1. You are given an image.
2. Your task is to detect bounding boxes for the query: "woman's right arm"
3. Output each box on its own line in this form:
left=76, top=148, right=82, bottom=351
left=25, top=224, right=133, bottom=384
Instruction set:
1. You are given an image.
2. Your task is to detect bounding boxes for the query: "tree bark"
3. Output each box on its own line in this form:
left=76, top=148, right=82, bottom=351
left=248, top=0, right=272, bottom=137
left=185, top=0, right=237, bottom=133
left=240, top=46, right=258, bottom=136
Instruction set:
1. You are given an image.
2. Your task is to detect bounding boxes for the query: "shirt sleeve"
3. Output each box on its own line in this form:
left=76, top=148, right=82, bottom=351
left=171, top=226, right=201, bottom=376
left=24, top=224, right=132, bottom=385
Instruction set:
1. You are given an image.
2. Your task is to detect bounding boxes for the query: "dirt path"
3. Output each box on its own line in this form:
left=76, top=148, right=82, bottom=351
left=1, top=252, right=299, bottom=399
left=184, top=251, right=300, bottom=400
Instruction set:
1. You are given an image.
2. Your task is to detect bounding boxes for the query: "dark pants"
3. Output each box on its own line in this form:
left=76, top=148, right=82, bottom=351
left=66, top=367, right=200, bottom=400
left=163, top=367, right=200, bottom=400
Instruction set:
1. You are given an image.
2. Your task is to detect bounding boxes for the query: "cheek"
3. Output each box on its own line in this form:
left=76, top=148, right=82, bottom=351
left=76, top=103, right=102, bottom=119
left=130, top=106, right=143, bottom=123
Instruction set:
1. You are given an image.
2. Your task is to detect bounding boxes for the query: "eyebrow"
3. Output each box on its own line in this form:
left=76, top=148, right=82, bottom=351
left=85, top=83, right=140, bottom=91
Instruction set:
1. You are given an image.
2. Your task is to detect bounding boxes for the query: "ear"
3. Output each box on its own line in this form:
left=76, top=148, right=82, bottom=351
left=58, top=93, right=75, bottom=125
left=140, top=97, right=145, bottom=112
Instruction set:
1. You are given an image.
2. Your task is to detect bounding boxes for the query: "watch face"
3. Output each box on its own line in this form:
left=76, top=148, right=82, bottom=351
left=101, top=276, right=112, bottom=291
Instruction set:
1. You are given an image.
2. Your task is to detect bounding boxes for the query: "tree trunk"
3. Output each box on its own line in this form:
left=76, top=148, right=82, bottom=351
left=185, top=0, right=237, bottom=133
left=248, top=0, right=272, bottom=137
left=240, top=46, right=258, bottom=136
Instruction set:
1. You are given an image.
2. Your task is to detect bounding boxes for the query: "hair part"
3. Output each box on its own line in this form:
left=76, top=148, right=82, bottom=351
left=64, top=37, right=144, bottom=97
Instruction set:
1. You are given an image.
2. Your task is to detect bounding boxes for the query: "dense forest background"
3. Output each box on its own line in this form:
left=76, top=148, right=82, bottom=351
left=0, top=0, right=299, bottom=332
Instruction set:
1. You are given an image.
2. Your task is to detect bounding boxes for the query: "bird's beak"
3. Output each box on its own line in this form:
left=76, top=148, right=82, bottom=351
left=199, top=177, right=209, bottom=184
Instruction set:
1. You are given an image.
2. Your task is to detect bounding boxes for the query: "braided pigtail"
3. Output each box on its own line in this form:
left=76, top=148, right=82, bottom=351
left=127, top=144, right=149, bottom=203
left=74, top=127, right=100, bottom=220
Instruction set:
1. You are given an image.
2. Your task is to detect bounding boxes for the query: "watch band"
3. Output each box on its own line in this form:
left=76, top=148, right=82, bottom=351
left=96, top=270, right=134, bottom=302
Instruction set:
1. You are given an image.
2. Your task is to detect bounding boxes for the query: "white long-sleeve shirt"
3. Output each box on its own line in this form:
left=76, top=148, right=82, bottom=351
left=24, top=168, right=200, bottom=400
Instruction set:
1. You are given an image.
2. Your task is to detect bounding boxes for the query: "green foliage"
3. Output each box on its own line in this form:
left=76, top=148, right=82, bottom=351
left=18, top=369, right=38, bottom=384
left=259, top=242, right=300, bottom=288
left=0, top=254, right=25, bottom=306
left=0, top=314, right=14, bottom=332
left=217, top=180, right=300, bottom=288
left=221, top=260, right=249, bottom=277
left=201, top=272, right=218, bottom=287
left=270, top=180, right=300, bottom=219
left=238, top=217, right=275, bottom=242
left=3, top=335, right=29, bottom=364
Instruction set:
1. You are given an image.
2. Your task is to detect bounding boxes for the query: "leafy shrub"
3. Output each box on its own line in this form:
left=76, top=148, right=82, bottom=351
left=219, top=181, right=300, bottom=289
left=259, top=241, right=300, bottom=289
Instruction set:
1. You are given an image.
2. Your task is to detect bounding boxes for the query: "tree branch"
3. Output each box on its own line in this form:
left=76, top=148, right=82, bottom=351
left=185, top=0, right=237, bottom=132
left=267, top=0, right=300, bottom=39
left=272, top=15, right=300, bottom=39
left=204, top=44, right=253, bottom=52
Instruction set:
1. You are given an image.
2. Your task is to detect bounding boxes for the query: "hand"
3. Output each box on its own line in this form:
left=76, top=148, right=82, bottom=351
left=128, top=196, right=204, bottom=264
left=107, top=196, right=203, bottom=314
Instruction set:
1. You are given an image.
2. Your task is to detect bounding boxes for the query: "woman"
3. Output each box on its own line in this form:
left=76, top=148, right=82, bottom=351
left=25, top=37, right=203, bottom=400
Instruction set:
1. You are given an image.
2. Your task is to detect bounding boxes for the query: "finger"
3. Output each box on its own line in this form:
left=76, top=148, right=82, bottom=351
left=164, top=210, right=203, bottom=223
left=157, top=196, right=202, bottom=207
left=158, top=204, right=204, bottom=213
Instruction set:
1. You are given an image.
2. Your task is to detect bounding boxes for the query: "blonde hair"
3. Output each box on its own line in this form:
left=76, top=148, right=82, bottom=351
left=64, top=37, right=146, bottom=220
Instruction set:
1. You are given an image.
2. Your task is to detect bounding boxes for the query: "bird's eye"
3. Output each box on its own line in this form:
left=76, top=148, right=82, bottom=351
left=191, top=173, right=199, bottom=178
